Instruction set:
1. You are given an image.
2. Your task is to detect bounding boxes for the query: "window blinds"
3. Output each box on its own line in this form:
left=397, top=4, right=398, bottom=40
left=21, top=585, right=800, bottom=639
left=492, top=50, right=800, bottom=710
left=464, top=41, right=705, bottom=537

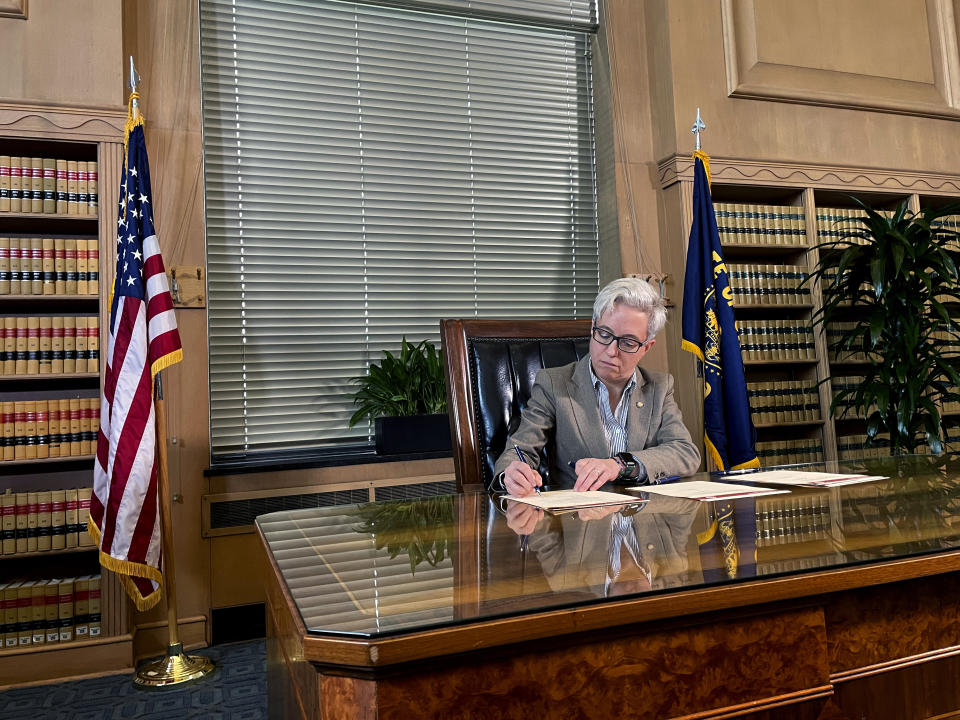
left=201, top=0, right=599, bottom=460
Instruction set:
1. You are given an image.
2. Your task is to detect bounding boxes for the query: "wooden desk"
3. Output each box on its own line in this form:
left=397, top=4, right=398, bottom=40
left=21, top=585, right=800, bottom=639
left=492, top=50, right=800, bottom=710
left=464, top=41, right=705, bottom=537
left=259, top=457, right=960, bottom=719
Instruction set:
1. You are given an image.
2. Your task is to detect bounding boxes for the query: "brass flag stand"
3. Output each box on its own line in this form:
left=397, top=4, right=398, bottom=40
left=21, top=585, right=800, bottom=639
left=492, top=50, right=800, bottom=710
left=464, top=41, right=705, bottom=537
left=124, top=56, right=214, bottom=689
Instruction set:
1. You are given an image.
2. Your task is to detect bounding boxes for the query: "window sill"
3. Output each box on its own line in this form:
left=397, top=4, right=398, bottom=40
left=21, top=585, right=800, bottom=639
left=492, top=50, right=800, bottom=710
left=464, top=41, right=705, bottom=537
left=205, top=446, right=452, bottom=477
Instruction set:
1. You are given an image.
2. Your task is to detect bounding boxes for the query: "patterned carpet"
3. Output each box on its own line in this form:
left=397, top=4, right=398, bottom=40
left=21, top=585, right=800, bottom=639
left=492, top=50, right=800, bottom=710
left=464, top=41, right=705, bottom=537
left=0, top=640, right=266, bottom=720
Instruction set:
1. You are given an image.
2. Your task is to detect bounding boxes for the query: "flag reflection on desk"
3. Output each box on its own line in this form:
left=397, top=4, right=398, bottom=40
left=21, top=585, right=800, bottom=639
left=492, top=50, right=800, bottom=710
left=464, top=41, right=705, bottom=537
left=697, top=497, right=757, bottom=581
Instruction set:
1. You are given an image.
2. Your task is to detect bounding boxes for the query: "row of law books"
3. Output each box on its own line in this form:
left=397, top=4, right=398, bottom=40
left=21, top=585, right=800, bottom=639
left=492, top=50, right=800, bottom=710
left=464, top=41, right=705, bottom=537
left=713, top=202, right=807, bottom=246
left=727, top=263, right=811, bottom=306
left=1, top=398, right=99, bottom=461
left=0, top=157, right=99, bottom=215
left=1, top=488, right=94, bottom=554
left=755, top=439, right=824, bottom=467
left=747, top=380, right=821, bottom=425
left=738, top=319, right=816, bottom=362
left=1, top=315, right=99, bottom=376
left=758, top=554, right=837, bottom=576
left=830, top=375, right=868, bottom=419
left=1, top=576, right=101, bottom=648
left=0, top=237, right=100, bottom=296
left=815, top=207, right=894, bottom=244
left=825, top=322, right=875, bottom=362
left=755, top=492, right=831, bottom=548
left=837, top=433, right=932, bottom=461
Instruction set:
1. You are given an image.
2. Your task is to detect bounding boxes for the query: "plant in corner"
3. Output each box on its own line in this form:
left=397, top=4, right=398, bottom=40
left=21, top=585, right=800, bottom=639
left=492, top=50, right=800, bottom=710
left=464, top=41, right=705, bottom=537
left=808, top=200, right=960, bottom=455
left=349, top=338, right=450, bottom=455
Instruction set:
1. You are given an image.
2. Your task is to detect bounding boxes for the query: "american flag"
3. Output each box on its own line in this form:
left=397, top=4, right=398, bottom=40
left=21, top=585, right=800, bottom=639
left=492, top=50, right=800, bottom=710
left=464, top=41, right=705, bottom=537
left=89, top=122, right=182, bottom=611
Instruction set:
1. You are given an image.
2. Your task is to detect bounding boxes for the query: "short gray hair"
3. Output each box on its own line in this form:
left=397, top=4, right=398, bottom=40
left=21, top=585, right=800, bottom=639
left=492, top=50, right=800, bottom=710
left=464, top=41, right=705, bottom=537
left=592, top=277, right=667, bottom=338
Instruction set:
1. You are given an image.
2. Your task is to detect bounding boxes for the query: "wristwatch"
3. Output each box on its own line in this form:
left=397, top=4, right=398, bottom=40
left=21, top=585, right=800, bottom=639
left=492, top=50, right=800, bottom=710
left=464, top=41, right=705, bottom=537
left=612, top=452, right=638, bottom=482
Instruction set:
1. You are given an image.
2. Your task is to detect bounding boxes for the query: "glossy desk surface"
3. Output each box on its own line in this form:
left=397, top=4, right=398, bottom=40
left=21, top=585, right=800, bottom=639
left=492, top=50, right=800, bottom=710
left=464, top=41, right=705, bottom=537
left=257, top=456, right=960, bottom=648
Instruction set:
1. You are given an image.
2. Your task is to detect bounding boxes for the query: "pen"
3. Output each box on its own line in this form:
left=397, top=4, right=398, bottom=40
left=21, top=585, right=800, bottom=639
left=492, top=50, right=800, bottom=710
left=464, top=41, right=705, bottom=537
left=515, top=445, right=541, bottom=495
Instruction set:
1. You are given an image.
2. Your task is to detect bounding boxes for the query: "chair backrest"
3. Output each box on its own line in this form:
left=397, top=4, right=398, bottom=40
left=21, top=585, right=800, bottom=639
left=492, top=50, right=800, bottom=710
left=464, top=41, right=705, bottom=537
left=441, top=318, right=591, bottom=491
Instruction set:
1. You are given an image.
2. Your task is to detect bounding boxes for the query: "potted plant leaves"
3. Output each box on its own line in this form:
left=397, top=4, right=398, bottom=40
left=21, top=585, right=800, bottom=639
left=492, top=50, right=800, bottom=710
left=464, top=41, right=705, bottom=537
left=349, top=337, right=451, bottom=455
left=808, top=200, right=960, bottom=455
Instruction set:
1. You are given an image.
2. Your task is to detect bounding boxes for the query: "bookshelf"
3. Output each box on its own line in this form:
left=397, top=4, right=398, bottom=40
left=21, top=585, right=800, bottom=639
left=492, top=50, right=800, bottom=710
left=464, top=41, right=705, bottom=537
left=0, top=103, right=131, bottom=686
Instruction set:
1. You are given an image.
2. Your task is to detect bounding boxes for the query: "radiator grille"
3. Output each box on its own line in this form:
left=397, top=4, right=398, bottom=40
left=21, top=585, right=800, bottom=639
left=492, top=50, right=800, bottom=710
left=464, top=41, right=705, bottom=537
left=210, top=488, right=370, bottom=529
left=374, top=480, right=456, bottom=502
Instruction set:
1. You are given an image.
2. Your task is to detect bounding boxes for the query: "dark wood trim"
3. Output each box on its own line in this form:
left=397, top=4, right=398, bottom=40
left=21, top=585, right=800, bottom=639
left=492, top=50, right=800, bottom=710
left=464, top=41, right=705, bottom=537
left=296, top=549, right=960, bottom=667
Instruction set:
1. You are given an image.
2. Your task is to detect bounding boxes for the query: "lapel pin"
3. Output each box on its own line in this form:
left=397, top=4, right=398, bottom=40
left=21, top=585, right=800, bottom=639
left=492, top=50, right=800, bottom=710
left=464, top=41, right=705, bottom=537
left=636, top=401, right=643, bottom=408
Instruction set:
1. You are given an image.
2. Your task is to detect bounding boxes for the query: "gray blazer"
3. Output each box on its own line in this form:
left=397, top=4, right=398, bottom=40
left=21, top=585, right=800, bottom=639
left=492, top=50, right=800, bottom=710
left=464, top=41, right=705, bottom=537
left=493, top=356, right=701, bottom=488
left=527, top=495, right=703, bottom=595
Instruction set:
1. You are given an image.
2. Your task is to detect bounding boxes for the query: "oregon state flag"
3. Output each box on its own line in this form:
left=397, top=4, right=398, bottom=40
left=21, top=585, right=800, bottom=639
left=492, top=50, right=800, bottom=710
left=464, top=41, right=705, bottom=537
left=681, top=152, right=759, bottom=471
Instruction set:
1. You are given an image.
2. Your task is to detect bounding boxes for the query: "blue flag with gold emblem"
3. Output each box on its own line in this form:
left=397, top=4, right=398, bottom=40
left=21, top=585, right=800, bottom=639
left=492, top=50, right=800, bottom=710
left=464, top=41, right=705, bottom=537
left=681, top=152, right=759, bottom=471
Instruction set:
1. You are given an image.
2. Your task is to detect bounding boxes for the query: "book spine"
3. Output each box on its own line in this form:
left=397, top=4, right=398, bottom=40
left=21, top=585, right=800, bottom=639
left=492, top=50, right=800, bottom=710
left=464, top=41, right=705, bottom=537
left=47, top=400, right=60, bottom=457
left=78, top=487, right=94, bottom=546
left=0, top=236, right=8, bottom=295
left=87, top=314, right=99, bottom=373
left=57, top=579, right=74, bottom=642
left=73, top=577, right=89, bottom=638
left=3, top=584, right=19, bottom=646
left=56, top=158, right=68, bottom=214
left=14, top=492, right=28, bottom=553
left=54, top=237, right=66, bottom=294
left=26, top=491, right=38, bottom=552
left=79, top=395, right=92, bottom=456
left=40, top=238, right=57, bottom=295
left=30, top=581, right=45, bottom=644
left=77, top=162, right=89, bottom=217
left=17, top=583, right=32, bottom=645
left=0, top=155, right=9, bottom=212
left=50, top=489, right=66, bottom=550
left=2, top=401, right=13, bottom=461
left=87, top=161, right=99, bottom=214
left=58, top=399, right=70, bottom=457
left=52, top=315, right=64, bottom=373
left=76, top=238, right=88, bottom=295
left=67, top=160, right=78, bottom=215
left=65, top=488, right=79, bottom=549
left=13, top=400, right=25, bottom=459
left=36, top=490, right=52, bottom=551
left=29, top=158, right=42, bottom=214
left=75, top=316, right=87, bottom=376
left=42, top=158, right=56, bottom=214
left=9, top=157, right=21, bottom=213
left=87, top=576, right=101, bottom=637
left=1, top=317, right=11, bottom=375
left=1, top=492, right=14, bottom=553
left=35, top=400, right=48, bottom=460
left=8, top=237, right=20, bottom=295
left=63, top=315, right=76, bottom=373
left=27, top=315, right=39, bottom=374
left=69, top=398, right=82, bottom=456
left=43, top=581, right=58, bottom=643
left=65, top=238, right=78, bottom=294
left=87, top=238, right=99, bottom=295
left=39, top=315, right=52, bottom=374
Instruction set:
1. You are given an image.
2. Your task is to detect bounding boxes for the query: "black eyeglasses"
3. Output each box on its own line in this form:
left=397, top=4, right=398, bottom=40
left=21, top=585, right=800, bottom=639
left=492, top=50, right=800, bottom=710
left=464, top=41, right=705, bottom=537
left=591, top=326, right=648, bottom=353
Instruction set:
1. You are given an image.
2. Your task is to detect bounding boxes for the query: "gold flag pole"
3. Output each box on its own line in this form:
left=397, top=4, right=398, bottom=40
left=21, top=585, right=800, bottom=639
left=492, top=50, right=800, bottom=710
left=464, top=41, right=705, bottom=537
left=127, top=56, right=214, bottom=689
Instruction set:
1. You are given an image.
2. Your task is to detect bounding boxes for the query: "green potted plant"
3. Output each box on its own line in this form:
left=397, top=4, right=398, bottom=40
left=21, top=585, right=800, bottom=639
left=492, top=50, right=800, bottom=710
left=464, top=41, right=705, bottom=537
left=348, top=495, right=454, bottom=574
left=809, top=200, right=960, bottom=455
left=349, top=337, right=450, bottom=455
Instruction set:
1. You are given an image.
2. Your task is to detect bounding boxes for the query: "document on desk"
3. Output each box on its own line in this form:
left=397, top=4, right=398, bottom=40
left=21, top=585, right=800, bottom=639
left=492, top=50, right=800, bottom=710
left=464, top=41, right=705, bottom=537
left=718, top=470, right=889, bottom=488
left=504, top=490, right=639, bottom=512
left=630, top=480, right=788, bottom=501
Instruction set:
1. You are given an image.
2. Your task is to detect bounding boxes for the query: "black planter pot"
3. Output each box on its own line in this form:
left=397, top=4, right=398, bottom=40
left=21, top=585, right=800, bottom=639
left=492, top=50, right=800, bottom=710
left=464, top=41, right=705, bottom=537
left=374, top=414, right=452, bottom=455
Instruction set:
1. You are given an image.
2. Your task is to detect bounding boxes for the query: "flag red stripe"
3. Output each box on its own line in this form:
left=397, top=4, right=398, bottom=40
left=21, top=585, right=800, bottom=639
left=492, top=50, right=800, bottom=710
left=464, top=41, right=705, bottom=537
left=126, top=460, right=159, bottom=563
left=101, top=360, right=153, bottom=553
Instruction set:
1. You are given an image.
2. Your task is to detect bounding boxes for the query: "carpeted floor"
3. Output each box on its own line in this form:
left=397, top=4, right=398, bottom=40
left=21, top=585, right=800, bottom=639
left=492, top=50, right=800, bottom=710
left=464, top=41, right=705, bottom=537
left=0, top=639, right=266, bottom=720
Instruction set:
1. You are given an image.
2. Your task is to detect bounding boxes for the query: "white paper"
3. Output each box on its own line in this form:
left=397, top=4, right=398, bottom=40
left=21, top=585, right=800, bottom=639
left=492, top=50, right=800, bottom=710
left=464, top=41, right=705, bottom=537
left=628, top=480, right=787, bottom=501
left=503, top=489, right=639, bottom=511
left=718, top=470, right=888, bottom=488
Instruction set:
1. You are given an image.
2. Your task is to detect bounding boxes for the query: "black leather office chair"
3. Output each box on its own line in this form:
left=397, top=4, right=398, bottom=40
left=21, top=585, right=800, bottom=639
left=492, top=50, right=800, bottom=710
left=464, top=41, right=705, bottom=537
left=440, top=318, right=591, bottom=492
